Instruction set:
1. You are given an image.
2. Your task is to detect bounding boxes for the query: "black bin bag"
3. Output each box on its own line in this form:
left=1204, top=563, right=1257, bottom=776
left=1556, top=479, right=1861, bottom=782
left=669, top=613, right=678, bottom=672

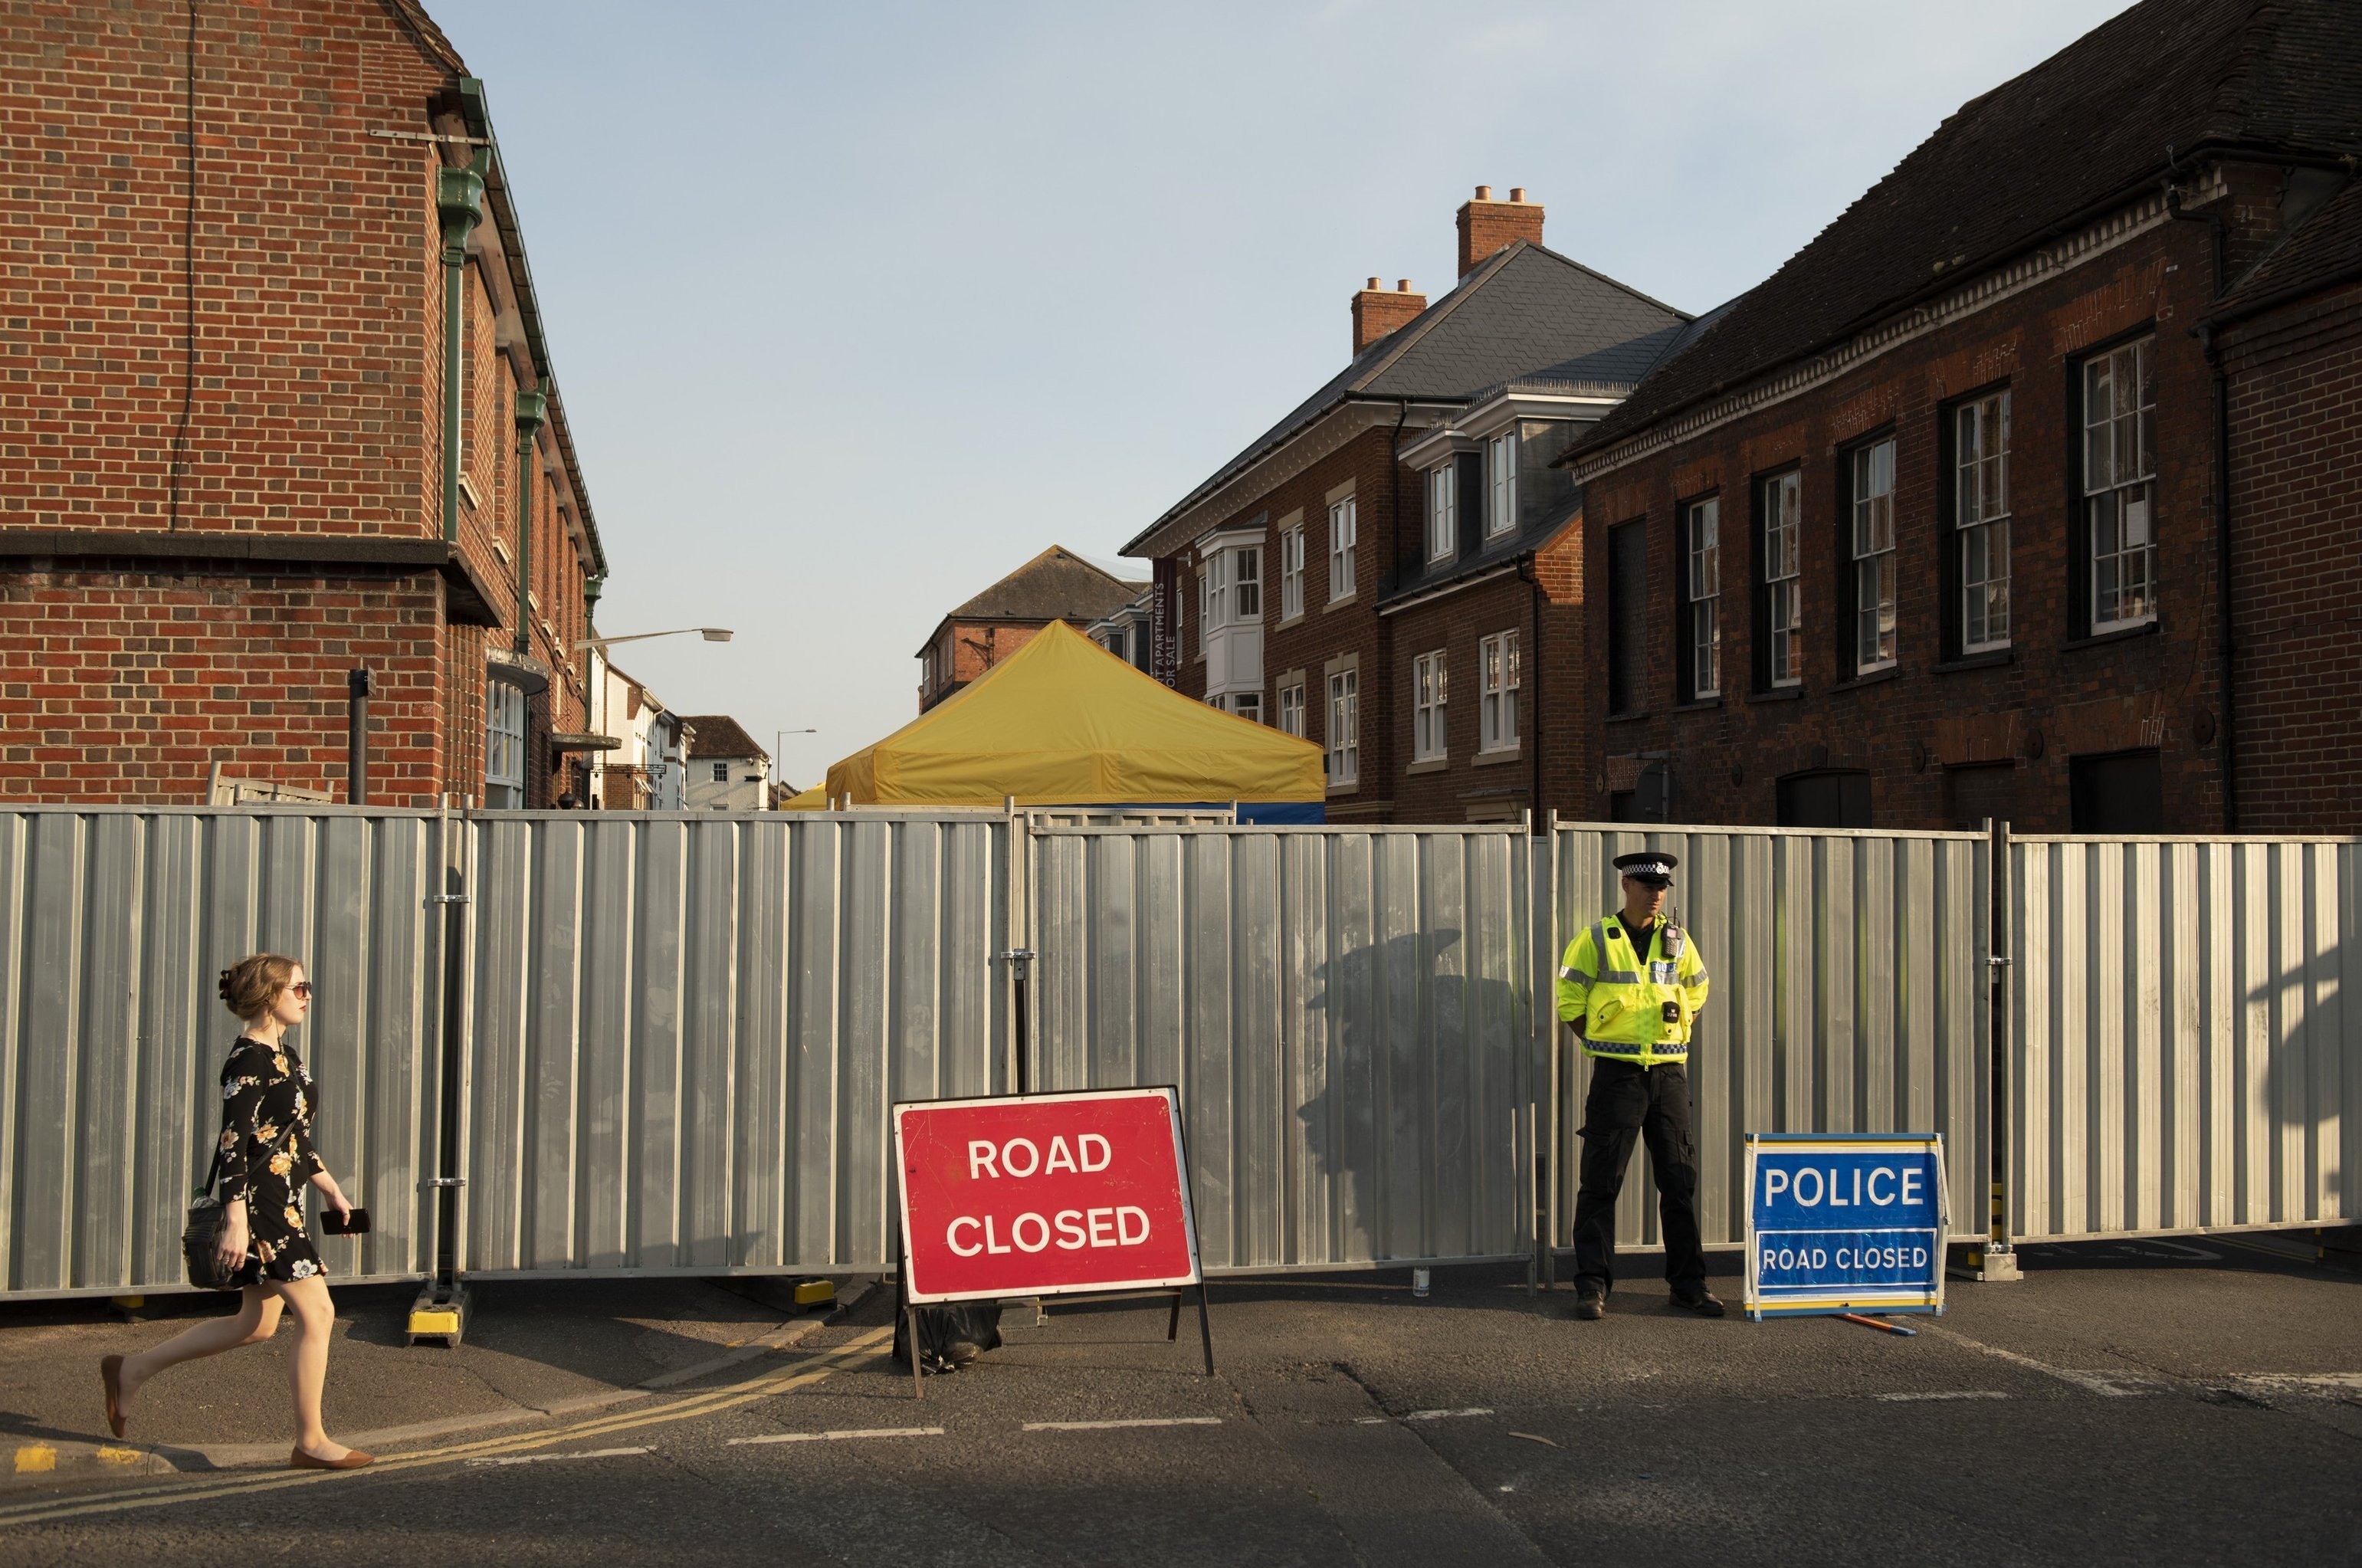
left=894, top=1272, right=1003, bottom=1372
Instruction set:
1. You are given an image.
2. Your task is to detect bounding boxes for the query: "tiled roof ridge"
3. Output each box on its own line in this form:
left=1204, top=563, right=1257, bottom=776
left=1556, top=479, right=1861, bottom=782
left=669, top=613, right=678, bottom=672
left=677, top=714, right=766, bottom=761
left=379, top=0, right=467, bottom=75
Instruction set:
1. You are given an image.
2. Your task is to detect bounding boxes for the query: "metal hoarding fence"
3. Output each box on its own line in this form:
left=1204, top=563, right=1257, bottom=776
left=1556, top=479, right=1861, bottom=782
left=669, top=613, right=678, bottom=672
left=1025, top=825, right=1533, bottom=1274
left=0, top=808, right=444, bottom=1298
left=2009, top=835, right=2360, bottom=1242
left=1544, top=822, right=1992, bottom=1260
left=458, top=811, right=1011, bottom=1278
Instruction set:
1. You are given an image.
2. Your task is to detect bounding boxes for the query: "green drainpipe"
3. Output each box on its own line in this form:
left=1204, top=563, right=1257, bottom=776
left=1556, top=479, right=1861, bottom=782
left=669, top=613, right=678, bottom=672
left=512, top=389, right=546, bottom=654
left=436, top=162, right=486, bottom=543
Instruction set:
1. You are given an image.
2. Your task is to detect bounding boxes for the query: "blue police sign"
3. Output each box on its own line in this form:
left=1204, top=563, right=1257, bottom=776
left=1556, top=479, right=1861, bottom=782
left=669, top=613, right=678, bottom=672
left=1742, top=1133, right=1947, bottom=1320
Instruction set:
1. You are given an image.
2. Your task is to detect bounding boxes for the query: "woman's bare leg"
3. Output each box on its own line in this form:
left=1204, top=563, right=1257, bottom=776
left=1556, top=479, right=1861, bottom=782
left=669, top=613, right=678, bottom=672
left=116, top=1289, right=283, bottom=1407
left=269, top=1276, right=350, bottom=1460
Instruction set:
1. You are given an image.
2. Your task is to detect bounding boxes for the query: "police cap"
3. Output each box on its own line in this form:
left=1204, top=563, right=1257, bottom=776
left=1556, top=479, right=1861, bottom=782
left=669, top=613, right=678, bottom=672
left=1613, top=851, right=1678, bottom=886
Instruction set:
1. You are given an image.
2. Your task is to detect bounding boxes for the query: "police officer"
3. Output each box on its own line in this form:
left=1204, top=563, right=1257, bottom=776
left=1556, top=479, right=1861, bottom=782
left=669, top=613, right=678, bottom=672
left=1555, top=851, right=1721, bottom=1320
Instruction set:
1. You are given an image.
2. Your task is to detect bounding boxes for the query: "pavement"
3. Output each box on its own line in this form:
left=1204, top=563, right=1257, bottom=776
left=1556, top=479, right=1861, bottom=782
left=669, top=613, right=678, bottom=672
left=0, top=1234, right=2349, bottom=1566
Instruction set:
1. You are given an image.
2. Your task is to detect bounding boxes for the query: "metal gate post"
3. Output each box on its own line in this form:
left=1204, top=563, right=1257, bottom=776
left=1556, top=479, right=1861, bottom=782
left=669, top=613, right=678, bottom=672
left=1968, top=817, right=2021, bottom=1281
left=1540, top=812, right=1560, bottom=1293
left=409, top=804, right=475, bottom=1343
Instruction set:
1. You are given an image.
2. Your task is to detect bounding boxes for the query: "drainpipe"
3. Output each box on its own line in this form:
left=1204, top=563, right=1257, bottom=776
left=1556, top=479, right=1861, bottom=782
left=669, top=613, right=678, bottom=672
left=2166, top=176, right=2235, bottom=830
left=436, top=162, right=486, bottom=543
left=512, top=389, right=546, bottom=656
left=1521, top=556, right=1544, bottom=830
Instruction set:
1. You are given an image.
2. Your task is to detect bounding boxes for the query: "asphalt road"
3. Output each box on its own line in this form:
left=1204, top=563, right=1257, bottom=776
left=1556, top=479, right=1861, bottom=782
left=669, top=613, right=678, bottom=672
left=0, top=1236, right=2353, bottom=1566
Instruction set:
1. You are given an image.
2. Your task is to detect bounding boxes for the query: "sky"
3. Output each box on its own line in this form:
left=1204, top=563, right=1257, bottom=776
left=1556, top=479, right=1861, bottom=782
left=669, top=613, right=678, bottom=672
left=438, top=0, right=2137, bottom=792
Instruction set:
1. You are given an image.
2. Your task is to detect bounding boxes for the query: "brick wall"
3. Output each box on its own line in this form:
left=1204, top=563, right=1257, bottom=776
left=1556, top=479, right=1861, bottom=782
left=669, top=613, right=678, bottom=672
left=1572, top=199, right=2242, bottom=832
left=2220, top=280, right=2362, bottom=830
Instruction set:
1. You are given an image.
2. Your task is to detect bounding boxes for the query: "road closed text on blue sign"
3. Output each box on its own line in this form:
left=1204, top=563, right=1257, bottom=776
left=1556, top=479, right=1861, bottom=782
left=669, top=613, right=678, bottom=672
left=1743, top=1134, right=1947, bottom=1320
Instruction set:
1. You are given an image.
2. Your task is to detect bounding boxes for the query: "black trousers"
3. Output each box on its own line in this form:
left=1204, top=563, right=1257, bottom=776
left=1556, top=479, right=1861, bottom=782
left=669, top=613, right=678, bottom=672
left=1570, top=1057, right=1706, bottom=1294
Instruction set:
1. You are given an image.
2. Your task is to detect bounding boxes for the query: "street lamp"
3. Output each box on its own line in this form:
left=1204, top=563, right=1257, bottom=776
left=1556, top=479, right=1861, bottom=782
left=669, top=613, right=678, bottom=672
left=573, top=626, right=733, bottom=651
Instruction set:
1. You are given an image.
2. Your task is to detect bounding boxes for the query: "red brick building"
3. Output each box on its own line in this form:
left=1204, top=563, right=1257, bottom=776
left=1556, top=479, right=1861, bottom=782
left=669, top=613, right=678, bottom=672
left=1125, top=190, right=1688, bottom=824
left=1560, top=0, right=2362, bottom=833
left=0, top=0, right=609, bottom=808
left=916, top=546, right=1143, bottom=713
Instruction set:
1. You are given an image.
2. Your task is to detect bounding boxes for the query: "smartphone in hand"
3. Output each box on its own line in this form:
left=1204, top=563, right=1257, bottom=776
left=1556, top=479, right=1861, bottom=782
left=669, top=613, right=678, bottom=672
left=320, top=1207, right=372, bottom=1236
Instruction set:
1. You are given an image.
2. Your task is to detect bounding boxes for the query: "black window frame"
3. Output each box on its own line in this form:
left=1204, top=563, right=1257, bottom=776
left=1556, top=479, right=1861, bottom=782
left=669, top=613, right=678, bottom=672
left=1606, top=515, right=1649, bottom=717
left=1776, top=768, right=1872, bottom=828
left=1836, top=423, right=1898, bottom=681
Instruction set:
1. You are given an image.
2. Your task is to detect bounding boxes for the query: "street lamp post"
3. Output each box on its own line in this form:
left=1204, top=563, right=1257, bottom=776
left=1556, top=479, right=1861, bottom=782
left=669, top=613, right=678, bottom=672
left=575, top=626, right=734, bottom=809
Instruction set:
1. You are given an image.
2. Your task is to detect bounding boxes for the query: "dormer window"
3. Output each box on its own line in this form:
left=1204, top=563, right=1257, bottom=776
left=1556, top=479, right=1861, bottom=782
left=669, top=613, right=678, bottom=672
left=1487, top=431, right=1517, bottom=537
left=1426, top=462, right=1457, bottom=562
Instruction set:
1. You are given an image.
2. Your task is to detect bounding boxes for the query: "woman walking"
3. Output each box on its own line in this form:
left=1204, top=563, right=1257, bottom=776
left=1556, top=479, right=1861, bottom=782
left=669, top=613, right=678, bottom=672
left=99, top=953, right=372, bottom=1470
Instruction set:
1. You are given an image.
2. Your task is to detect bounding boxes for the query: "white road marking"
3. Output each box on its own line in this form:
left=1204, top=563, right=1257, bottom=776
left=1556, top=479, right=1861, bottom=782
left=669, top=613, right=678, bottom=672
left=1022, top=1417, right=1222, bottom=1432
left=2235, top=1373, right=2362, bottom=1394
left=1920, top=1327, right=2160, bottom=1396
left=1405, top=1407, right=1494, bottom=1422
left=730, top=1426, right=944, bottom=1445
left=1874, top=1390, right=2009, bottom=1402
left=466, top=1446, right=650, bottom=1467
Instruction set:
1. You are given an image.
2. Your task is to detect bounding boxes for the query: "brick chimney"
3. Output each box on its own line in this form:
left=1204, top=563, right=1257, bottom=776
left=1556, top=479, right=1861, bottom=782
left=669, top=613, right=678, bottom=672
left=1351, top=277, right=1425, bottom=354
left=1457, top=185, right=1544, bottom=276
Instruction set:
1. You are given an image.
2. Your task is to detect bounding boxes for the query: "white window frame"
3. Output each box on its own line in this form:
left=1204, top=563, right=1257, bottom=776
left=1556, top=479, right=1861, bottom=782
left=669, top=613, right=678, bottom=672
left=1328, top=497, right=1357, bottom=602
left=1425, top=463, right=1456, bottom=563
left=1232, top=546, right=1260, bottom=622
left=1956, top=391, right=2011, bottom=652
left=1487, top=431, right=1517, bottom=538
left=1232, top=691, right=1261, bottom=725
left=1851, top=438, right=1897, bottom=672
left=1196, top=563, right=1209, bottom=652
left=1685, top=497, right=1720, bottom=700
left=1479, top=630, right=1520, bottom=752
left=1763, top=471, right=1803, bottom=687
left=485, top=681, right=526, bottom=809
left=1412, top=649, right=1448, bottom=761
left=1279, top=525, right=1304, bottom=619
left=1278, top=681, right=1305, bottom=738
left=2082, top=336, right=2157, bottom=633
left=1327, top=668, right=1359, bottom=785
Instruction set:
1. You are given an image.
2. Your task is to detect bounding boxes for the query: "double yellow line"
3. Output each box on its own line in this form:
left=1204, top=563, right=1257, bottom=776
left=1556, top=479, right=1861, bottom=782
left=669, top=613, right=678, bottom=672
left=0, top=1324, right=897, bottom=1528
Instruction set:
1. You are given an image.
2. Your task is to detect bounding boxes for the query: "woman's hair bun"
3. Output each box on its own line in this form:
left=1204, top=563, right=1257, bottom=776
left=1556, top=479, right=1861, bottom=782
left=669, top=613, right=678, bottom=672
left=219, top=953, right=301, bottom=1021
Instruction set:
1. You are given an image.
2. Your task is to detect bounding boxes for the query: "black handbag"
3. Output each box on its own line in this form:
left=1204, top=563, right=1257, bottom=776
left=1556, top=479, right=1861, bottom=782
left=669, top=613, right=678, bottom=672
left=182, top=1149, right=243, bottom=1291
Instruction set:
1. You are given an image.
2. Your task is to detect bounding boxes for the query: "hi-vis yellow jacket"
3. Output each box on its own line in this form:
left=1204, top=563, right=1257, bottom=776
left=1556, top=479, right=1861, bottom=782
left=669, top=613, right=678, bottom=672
left=1554, top=916, right=1710, bottom=1068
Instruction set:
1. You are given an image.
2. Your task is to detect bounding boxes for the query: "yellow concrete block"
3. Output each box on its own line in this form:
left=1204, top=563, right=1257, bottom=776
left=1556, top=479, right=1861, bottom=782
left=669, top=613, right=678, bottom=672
left=793, top=1280, right=835, bottom=1307
left=409, top=1307, right=462, bottom=1336
left=13, top=1445, right=55, bottom=1474
left=96, top=1447, right=143, bottom=1465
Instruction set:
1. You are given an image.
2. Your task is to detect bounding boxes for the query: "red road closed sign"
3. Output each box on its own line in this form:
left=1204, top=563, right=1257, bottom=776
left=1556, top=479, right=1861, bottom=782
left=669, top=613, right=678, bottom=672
left=894, top=1087, right=1202, bottom=1304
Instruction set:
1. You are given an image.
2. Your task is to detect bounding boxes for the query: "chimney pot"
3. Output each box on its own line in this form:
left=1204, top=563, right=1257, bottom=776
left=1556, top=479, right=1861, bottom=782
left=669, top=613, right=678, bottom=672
left=1397, top=278, right=1412, bottom=292
left=1366, top=276, right=1381, bottom=290
left=1475, top=184, right=1493, bottom=201
left=1510, top=187, right=1527, bottom=202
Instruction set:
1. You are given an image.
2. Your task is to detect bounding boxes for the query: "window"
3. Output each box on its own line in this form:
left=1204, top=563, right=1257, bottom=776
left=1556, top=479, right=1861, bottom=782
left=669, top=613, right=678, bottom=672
left=1099, top=629, right=1125, bottom=661
left=1777, top=769, right=1871, bottom=828
left=1130, top=627, right=1150, bottom=672
left=1760, top=471, right=1803, bottom=687
left=484, top=682, right=526, bottom=809
left=1683, top=497, right=1720, bottom=700
left=1278, top=681, right=1305, bottom=737
left=2070, top=750, right=2164, bottom=832
left=1232, top=691, right=1261, bottom=724
left=1425, top=463, right=1456, bottom=563
left=2083, top=337, right=2157, bottom=631
left=1488, top=431, right=1517, bottom=537
left=1607, top=520, right=1647, bottom=714
left=710, top=761, right=729, bottom=783
left=1279, top=526, right=1304, bottom=619
left=1327, top=668, right=1359, bottom=785
left=1850, top=438, right=1897, bottom=672
left=1232, top=547, right=1260, bottom=622
left=921, top=648, right=935, bottom=691
left=1955, top=392, right=2011, bottom=651
left=1196, top=563, right=1209, bottom=651
left=1327, top=497, right=1357, bottom=601
left=1412, top=650, right=1447, bottom=761
left=1479, top=630, right=1520, bottom=751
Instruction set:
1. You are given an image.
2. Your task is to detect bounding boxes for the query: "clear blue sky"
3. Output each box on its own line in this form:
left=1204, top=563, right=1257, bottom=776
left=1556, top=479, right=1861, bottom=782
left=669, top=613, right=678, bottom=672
left=440, top=0, right=2134, bottom=792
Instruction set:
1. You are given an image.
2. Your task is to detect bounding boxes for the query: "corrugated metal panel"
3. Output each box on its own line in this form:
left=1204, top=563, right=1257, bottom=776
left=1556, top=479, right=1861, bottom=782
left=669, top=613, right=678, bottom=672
left=0, top=809, right=438, bottom=1299
left=2010, top=835, right=2360, bottom=1241
left=458, top=812, right=1009, bottom=1277
left=1547, top=825, right=1990, bottom=1251
left=1028, top=825, right=1532, bottom=1273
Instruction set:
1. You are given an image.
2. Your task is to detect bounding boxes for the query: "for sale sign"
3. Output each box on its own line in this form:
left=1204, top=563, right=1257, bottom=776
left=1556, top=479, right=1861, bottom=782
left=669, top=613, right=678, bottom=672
left=1742, top=1133, right=1947, bottom=1320
left=894, top=1087, right=1202, bottom=1305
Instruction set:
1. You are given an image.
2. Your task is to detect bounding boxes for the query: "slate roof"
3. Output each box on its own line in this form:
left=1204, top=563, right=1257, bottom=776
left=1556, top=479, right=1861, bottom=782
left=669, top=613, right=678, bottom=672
left=678, top=715, right=766, bottom=762
left=948, top=546, right=1147, bottom=622
left=1570, top=0, right=2362, bottom=463
left=2213, top=174, right=2362, bottom=318
left=1124, top=242, right=1688, bottom=555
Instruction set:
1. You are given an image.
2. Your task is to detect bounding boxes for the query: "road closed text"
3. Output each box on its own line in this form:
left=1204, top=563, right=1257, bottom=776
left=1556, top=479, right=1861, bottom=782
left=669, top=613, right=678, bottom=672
left=950, top=1137, right=1150, bottom=1255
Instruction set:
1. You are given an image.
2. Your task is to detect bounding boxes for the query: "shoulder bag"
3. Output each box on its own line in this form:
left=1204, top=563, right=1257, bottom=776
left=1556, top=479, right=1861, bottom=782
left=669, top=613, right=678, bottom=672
left=182, top=1148, right=243, bottom=1291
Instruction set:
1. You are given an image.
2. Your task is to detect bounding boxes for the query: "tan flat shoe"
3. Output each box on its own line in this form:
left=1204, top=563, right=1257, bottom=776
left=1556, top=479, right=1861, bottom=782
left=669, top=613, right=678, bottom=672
left=100, top=1355, right=126, bottom=1440
left=288, top=1446, right=374, bottom=1471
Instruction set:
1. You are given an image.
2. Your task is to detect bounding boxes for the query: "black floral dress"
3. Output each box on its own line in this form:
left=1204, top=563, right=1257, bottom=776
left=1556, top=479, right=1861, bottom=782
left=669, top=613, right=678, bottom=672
left=215, top=1037, right=329, bottom=1284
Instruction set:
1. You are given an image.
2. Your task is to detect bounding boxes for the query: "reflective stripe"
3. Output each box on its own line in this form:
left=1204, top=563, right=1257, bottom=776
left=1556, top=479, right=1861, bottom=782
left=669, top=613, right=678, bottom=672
left=1560, top=965, right=1595, bottom=983
left=1593, top=969, right=1644, bottom=985
left=1687, top=969, right=1710, bottom=986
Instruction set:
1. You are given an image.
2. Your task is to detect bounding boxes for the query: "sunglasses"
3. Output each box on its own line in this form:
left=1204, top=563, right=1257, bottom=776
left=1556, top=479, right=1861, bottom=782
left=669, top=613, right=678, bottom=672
left=288, top=982, right=313, bottom=999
